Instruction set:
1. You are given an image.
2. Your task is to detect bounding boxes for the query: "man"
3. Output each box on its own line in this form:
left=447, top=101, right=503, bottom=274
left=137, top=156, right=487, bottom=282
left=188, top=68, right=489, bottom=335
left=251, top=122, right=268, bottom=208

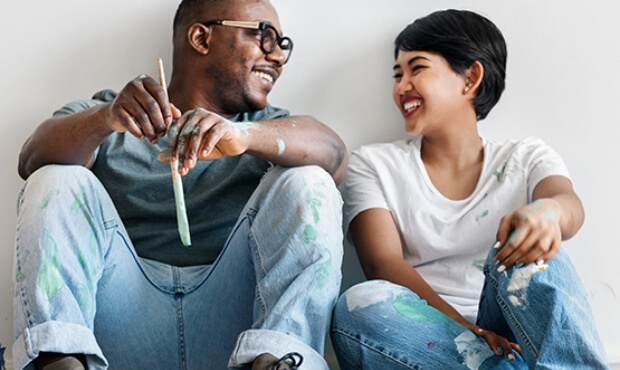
left=13, top=0, right=347, bottom=369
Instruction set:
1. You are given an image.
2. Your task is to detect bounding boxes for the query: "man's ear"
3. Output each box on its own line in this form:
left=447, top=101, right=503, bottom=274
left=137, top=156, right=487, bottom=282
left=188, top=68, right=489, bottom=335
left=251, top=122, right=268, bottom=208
left=464, top=60, right=484, bottom=94
left=188, top=23, right=211, bottom=55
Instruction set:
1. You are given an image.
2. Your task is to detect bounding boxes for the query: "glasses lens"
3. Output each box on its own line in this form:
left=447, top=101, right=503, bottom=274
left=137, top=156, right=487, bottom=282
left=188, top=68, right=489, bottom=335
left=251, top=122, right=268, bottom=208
left=261, top=24, right=293, bottom=64
left=261, top=26, right=278, bottom=53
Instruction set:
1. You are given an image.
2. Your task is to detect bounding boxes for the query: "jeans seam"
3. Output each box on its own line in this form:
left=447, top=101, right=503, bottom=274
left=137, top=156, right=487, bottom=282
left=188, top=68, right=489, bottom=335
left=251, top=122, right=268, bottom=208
left=248, top=215, right=268, bottom=327
left=332, top=328, right=422, bottom=369
left=487, top=272, right=540, bottom=361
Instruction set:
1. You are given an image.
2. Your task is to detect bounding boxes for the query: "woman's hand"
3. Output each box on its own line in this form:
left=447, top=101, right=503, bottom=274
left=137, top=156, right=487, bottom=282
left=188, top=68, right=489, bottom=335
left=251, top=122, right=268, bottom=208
left=466, top=324, right=521, bottom=362
left=494, top=199, right=562, bottom=271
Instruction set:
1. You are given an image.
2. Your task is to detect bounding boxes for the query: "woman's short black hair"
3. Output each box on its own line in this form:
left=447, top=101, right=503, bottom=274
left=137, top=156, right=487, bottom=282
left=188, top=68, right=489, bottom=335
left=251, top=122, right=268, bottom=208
left=395, top=9, right=507, bottom=120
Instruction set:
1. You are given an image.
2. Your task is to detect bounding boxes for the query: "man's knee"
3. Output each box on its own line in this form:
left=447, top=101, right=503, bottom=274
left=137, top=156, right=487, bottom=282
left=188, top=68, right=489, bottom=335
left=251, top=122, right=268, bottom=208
left=25, top=164, right=97, bottom=192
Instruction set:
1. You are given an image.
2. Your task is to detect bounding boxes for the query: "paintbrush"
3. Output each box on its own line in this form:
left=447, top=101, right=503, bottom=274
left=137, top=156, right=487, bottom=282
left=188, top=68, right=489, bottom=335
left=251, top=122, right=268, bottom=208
left=158, top=58, right=191, bottom=247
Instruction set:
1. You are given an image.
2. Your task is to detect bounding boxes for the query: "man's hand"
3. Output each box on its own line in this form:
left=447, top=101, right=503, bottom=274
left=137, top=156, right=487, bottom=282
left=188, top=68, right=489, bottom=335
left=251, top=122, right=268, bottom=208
left=105, top=75, right=177, bottom=144
left=160, top=108, right=252, bottom=176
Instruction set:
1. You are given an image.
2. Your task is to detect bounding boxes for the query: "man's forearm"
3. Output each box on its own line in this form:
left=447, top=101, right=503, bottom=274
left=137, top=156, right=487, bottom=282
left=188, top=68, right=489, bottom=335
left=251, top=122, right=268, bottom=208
left=18, top=103, right=115, bottom=179
left=245, top=115, right=348, bottom=184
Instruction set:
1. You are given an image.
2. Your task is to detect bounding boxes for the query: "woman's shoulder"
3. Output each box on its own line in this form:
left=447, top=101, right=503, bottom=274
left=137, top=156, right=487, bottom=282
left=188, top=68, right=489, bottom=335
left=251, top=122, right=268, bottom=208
left=353, top=136, right=421, bottom=160
left=485, top=136, right=550, bottom=157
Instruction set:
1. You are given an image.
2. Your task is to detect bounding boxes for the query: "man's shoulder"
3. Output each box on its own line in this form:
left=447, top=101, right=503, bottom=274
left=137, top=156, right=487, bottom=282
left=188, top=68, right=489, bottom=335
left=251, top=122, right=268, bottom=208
left=232, top=104, right=290, bottom=122
left=53, top=89, right=117, bottom=117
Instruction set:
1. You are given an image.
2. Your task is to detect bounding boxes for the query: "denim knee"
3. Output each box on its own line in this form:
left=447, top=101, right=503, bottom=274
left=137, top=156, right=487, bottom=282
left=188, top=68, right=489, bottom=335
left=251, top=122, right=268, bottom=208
left=23, top=164, right=102, bottom=198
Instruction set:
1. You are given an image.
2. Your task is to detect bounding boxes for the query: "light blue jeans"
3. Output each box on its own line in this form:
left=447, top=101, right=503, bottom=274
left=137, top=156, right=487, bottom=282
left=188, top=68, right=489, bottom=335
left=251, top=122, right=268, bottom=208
left=13, top=164, right=343, bottom=370
left=331, top=249, right=609, bottom=369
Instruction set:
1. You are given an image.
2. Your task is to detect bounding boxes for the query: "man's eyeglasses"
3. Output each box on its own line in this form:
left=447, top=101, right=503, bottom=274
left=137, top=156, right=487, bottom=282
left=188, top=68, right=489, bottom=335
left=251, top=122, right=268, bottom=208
left=202, top=20, right=293, bottom=64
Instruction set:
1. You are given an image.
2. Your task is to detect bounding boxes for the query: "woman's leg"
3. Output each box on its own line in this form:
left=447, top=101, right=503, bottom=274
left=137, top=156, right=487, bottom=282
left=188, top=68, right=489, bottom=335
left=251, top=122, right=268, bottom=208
left=331, top=280, right=526, bottom=370
left=478, top=248, right=610, bottom=368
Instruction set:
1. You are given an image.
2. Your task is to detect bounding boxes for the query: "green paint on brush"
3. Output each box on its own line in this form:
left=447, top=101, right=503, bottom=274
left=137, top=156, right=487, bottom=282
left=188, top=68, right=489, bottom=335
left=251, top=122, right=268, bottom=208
left=393, top=297, right=453, bottom=328
left=172, top=159, right=191, bottom=246
left=303, top=224, right=318, bottom=244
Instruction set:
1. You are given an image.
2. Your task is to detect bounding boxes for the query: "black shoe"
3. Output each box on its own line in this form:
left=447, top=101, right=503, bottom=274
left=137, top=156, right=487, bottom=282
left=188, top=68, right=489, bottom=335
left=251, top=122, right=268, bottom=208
left=251, top=352, right=304, bottom=370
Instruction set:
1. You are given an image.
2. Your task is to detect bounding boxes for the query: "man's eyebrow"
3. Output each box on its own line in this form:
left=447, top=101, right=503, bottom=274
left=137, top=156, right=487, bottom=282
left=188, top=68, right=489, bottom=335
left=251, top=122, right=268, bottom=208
left=393, top=56, right=430, bottom=70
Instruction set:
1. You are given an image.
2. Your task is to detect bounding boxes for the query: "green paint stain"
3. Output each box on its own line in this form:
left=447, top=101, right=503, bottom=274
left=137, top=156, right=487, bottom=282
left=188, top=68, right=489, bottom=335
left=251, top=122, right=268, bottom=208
left=303, top=224, right=318, bottom=244
left=494, top=162, right=507, bottom=182
left=71, top=189, right=100, bottom=242
left=507, top=229, right=521, bottom=245
left=277, top=138, right=286, bottom=155
left=38, top=232, right=64, bottom=303
left=40, top=189, right=60, bottom=210
left=314, top=248, right=333, bottom=289
left=476, top=210, right=489, bottom=222
left=531, top=199, right=544, bottom=209
left=543, top=209, right=557, bottom=221
left=308, top=196, right=322, bottom=224
left=393, top=297, right=453, bottom=328
left=232, top=121, right=254, bottom=134
left=472, top=259, right=485, bottom=272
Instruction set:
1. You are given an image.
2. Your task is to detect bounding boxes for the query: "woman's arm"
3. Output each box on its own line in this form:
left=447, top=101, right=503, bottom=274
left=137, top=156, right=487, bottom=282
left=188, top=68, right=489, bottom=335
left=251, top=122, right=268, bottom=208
left=494, top=175, right=584, bottom=269
left=351, top=208, right=521, bottom=359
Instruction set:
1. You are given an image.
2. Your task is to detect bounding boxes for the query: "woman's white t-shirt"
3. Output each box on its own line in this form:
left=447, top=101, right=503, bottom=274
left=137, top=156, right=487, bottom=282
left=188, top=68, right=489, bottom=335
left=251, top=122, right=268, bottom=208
left=344, top=136, right=570, bottom=322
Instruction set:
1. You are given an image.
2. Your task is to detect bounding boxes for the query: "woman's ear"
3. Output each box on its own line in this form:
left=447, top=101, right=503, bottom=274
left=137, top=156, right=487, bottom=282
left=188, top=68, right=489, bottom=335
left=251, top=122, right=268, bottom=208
left=188, top=23, right=211, bottom=55
left=464, top=61, right=484, bottom=95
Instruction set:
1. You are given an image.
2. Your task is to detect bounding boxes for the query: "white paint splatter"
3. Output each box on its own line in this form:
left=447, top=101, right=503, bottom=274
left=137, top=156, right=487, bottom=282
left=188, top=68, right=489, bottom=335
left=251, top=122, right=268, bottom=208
left=277, top=138, right=286, bottom=155
left=508, top=295, right=522, bottom=307
left=232, top=121, right=254, bottom=134
left=507, top=263, right=544, bottom=292
left=346, top=281, right=398, bottom=311
left=455, top=331, right=495, bottom=369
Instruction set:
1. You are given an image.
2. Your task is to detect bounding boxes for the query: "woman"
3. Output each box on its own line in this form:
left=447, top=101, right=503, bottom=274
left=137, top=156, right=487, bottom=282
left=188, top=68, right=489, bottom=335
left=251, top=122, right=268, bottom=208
left=331, top=9, right=609, bottom=369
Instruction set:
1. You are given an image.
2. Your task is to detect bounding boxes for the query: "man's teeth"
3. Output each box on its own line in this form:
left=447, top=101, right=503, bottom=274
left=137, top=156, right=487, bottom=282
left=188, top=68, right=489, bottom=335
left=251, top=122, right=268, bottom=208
left=404, top=101, right=421, bottom=112
left=253, top=71, right=274, bottom=84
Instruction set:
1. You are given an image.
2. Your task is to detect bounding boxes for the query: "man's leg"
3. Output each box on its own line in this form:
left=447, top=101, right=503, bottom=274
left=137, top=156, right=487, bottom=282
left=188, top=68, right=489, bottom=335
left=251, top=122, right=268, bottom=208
left=478, top=248, right=610, bottom=368
left=190, top=165, right=343, bottom=369
left=331, top=280, right=526, bottom=370
left=12, top=165, right=181, bottom=370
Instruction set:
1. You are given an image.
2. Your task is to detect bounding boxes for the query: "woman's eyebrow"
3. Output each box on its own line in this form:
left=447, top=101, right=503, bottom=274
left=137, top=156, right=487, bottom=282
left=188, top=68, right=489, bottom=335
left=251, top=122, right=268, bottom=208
left=393, top=56, right=430, bottom=71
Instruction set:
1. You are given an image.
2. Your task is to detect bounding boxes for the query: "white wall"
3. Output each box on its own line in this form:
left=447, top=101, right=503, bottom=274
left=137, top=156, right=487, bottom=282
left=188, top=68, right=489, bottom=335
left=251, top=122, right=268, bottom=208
left=1, top=0, right=619, bottom=367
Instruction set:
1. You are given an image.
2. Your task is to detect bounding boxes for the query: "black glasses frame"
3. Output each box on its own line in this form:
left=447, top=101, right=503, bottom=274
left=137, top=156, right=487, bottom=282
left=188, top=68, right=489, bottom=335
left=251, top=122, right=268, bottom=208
left=202, top=20, right=293, bottom=64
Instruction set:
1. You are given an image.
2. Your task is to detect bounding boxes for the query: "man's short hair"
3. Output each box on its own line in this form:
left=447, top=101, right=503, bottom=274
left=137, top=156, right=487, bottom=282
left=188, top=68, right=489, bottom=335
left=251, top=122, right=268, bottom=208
left=395, top=10, right=507, bottom=121
left=173, top=0, right=229, bottom=36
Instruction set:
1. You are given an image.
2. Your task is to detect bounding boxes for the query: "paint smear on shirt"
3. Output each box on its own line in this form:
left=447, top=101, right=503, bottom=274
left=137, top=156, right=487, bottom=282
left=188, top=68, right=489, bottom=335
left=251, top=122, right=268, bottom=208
left=455, top=330, right=495, bottom=369
left=346, top=281, right=398, bottom=311
left=475, top=210, right=489, bottom=222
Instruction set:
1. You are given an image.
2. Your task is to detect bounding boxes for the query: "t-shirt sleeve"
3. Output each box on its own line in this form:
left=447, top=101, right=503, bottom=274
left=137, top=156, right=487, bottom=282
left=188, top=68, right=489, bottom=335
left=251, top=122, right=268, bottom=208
left=343, top=148, right=390, bottom=233
left=241, top=104, right=290, bottom=121
left=52, top=89, right=117, bottom=117
left=522, top=137, right=571, bottom=201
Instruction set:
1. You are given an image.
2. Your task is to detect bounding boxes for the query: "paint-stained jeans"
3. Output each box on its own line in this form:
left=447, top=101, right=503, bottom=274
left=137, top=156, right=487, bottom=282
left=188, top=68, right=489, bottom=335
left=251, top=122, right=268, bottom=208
left=331, top=249, right=609, bottom=369
left=13, top=164, right=343, bottom=370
